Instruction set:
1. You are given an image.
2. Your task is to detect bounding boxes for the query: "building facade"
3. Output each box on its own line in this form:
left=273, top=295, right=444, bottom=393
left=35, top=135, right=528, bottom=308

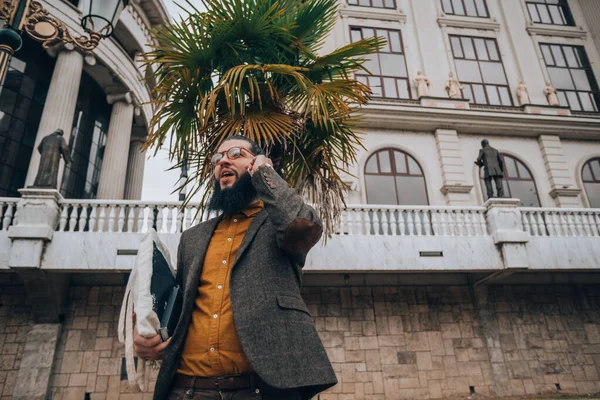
left=1, top=0, right=600, bottom=399
left=0, top=0, right=167, bottom=201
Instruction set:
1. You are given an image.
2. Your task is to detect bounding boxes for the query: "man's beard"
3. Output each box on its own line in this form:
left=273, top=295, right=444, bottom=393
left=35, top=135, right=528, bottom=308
left=208, top=170, right=258, bottom=214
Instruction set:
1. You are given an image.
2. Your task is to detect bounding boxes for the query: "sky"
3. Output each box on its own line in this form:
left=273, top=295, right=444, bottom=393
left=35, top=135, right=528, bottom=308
left=140, top=0, right=206, bottom=202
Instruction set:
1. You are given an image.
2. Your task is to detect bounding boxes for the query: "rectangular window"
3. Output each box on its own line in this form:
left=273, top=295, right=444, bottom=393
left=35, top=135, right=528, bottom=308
left=442, top=0, right=489, bottom=18
left=350, top=27, right=411, bottom=99
left=540, top=43, right=600, bottom=112
left=526, top=0, right=574, bottom=26
left=347, top=0, right=396, bottom=9
left=449, top=35, right=512, bottom=106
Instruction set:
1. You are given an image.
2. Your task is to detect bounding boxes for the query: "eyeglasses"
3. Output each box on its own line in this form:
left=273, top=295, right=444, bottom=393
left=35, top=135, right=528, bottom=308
left=211, top=146, right=254, bottom=166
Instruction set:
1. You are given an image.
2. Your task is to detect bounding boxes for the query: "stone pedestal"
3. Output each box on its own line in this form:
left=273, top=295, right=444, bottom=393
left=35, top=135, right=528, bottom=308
left=484, top=198, right=530, bottom=271
left=97, top=92, right=135, bottom=199
left=124, top=127, right=147, bottom=200
left=434, top=129, right=472, bottom=205
left=25, top=45, right=85, bottom=188
left=12, top=324, right=62, bottom=400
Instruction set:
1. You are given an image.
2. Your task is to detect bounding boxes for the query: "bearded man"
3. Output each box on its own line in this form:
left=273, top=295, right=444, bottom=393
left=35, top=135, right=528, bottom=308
left=134, top=135, right=337, bottom=400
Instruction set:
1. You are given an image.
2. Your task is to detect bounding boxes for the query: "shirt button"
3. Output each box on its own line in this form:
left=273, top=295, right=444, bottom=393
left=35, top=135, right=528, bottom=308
left=227, top=238, right=232, bottom=242
left=210, top=347, right=215, bottom=352
left=213, top=314, right=218, bottom=319
left=222, top=260, right=227, bottom=264
left=217, top=285, right=223, bottom=289
left=233, top=218, right=238, bottom=222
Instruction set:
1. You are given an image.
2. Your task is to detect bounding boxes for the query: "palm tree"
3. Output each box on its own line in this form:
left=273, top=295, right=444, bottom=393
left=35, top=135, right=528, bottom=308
left=143, top=0, right=384, bottom=236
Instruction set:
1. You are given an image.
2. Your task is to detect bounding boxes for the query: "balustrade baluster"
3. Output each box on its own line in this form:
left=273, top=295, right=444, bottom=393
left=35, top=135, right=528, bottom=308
left=406, top=211, right=414, bottom=236
left=156, top=207, right=164, bottom=233
left=59, top=206, right=68, bottom=232
left=176, top=207, right=184, bottom=233
left=522, top=212, right=531, bottom=236
left=390, top=210, right=398, bottom=236
left=415, top=211, right=422, bottom=236
left=68, top=205, right=78, bottom=232
left=594, top=213, right=600, bottom=237
left=430, top=211, right=439, bottom=236
left=89, top=206, right=97, bottom=232
left=117, top=206, right=126, bottom=232
left=581, top=212, right=591, bottom=237
left=78, top=206, right=88, bottom=232
left=440, top=211, right=447, bottom=236
left=479, top=212, right=487, bottom=235
left=98, top=207, right=106, bottom=232
left=126, top=206, right=135, bottom=233
left=397, top=211, right=405, bottom=236
left=546, top=212, right=556, bottom=236
left=364, top=209, right=372, bottom=236
left=567, top=213, right=576, bottom=236
left=423, top=211, right=431, bottom=236
left=589, top=212, right=599, bottom=236
left=381, top=210, right=389, bottom=235
left=2, top=204, right=13, bottom=231
left=137, top=206, right=146, bottom=233
left=108, top=207, right=116, bottom=233
left=372, top=211, right=380, bottom=235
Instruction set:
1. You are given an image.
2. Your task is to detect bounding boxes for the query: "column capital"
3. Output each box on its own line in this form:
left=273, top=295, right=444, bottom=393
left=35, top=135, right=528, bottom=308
left=46, top=42, right=79, bottom=58
left=107, top=91, right=133, bottom=105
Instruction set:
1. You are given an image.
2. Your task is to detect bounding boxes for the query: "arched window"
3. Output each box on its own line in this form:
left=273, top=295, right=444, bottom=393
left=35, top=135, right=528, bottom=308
left=582, top=158, right=600, bottom=208
left=480, top=154, right=541, bottom=207
left=365, top=149, right=428, bottom=205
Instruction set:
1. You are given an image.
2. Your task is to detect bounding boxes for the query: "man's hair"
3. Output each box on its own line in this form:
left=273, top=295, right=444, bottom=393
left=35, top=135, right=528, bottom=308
left=221, top=135, right=264, bottom=156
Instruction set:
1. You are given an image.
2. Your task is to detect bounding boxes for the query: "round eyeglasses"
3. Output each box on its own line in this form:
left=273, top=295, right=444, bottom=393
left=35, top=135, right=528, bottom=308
left=211, top=147, right=254, bottom=166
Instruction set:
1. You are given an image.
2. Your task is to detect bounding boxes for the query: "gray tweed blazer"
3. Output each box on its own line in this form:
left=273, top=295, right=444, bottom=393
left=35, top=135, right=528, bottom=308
left=153, top=166, right=337, bottom=400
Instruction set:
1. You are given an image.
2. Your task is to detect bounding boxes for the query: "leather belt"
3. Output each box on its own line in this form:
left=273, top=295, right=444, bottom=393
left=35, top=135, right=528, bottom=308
left=174, top=373, right=261, bottom=391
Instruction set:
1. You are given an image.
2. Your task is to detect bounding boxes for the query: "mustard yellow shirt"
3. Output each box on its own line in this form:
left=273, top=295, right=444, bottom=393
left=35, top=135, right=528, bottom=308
left=177, top=201, right=264, bottom=377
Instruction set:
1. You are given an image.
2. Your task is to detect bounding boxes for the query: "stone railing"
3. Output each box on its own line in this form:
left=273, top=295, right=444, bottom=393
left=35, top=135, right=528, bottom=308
left=520, top=208, right=600, bottom=237
left=54, top=200, right=489, bottom=237
left=339, top=205, right=488, bottom=236
left=0, top=198, right=18, bottom=231
left=55, top=200, right=218, bottom=233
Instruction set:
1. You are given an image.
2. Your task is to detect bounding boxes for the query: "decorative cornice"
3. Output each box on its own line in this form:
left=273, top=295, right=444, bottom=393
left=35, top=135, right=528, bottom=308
left=549, top=188, right=582, bottom=198
left=360, top=102, right=600, bottom=139
left=339, top=7, right=407, bottom=23
left=440, top=184, right=473, bottom=195
left=437, top=16, right=500, bottom=31
left=526, top=24, right=587, bottom=39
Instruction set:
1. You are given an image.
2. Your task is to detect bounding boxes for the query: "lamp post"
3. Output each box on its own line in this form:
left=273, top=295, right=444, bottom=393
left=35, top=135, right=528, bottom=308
left=0, top=0, right=128, bottom=84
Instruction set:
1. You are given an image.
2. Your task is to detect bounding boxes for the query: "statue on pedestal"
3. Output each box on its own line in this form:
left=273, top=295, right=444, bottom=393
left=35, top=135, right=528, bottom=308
left=445, top=72, right=463, bottom=99
left=516, top=79, right=530, bottom=106
left=544, top=81, right=560, bottom=106
left=414, top=70, right=430, bottom=98
left=32, top=129, right=72, bottom=189
left=475, top=139, right=505, bottom=198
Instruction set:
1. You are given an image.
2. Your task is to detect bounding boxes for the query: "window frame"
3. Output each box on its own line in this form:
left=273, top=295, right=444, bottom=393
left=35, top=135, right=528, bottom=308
left=582, top=157, right=600, bottom=208
left=364, top=148, right=429, bottom=205
left=350, top=26, right=412, bottom=100
left=449, top=35, right=513, bottom=106
left=525, top=0, right=575, bottom=26
left=441, top=0, right=490, bottom=18
left=347, top=0, right=396, bottom=10
left=539, top=43, right=600, bottom=113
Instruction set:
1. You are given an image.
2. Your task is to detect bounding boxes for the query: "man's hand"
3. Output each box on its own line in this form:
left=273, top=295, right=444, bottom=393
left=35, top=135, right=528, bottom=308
left=246, top=155, right=273, bottom=175
left=132, top=313, right=170, bottom=360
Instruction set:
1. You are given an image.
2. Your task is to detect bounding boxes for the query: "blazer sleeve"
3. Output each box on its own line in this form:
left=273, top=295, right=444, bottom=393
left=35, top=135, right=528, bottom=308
left=251, top=166, right=323, bottom=255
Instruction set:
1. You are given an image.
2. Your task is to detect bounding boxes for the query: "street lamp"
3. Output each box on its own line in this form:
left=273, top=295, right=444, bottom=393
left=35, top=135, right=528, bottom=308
left=0, top=0, right=128, bottom=84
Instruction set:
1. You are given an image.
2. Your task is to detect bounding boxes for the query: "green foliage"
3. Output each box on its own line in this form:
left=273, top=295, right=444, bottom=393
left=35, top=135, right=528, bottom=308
left=143, top=0, right=384, bottom=236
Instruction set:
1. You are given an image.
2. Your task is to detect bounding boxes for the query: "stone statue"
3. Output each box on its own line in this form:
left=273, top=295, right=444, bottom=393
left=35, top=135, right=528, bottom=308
left=544, top=81, right=560, bottom=106
left=445, top=72, right=463, bottom=99
left=32, top=129, right=72, bottom=189
left=475, top=139, right=505, bottom=199
left=414, top=70, right=430, bottom=98
left=516, top=79, right=530, bottom=106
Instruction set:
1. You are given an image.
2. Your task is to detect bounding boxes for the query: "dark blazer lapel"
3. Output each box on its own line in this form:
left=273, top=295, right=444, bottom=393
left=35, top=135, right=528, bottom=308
left=184, top=216, right=222, bottom=303
left=232, top=209, right=268, bottom=269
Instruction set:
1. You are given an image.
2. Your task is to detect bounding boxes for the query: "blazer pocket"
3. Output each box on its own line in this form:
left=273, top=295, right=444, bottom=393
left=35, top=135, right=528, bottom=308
left=276, top=295, right=311, bottom=316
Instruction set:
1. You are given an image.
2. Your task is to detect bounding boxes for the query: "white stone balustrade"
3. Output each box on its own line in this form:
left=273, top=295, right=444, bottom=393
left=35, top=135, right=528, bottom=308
left=0, top=198, right=19, bottom=231
left=521, top=208, right=600, bottom=237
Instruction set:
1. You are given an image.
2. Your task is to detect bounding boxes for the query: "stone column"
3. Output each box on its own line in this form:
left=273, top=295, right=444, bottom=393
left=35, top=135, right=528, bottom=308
left=25, top=44, right=85, bottom=188
left=434, top=129, right=473, bottom=205
left=124, top=126, right=147, bottom=200
left=96, top=93, right=135, bottom=199
left=538, top=135, right=582, bottom=207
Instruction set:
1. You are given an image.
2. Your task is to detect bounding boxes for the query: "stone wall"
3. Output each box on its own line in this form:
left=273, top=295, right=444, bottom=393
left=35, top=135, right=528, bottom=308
left=0, top=286, right=32, bottom=399
left=4, top=284, right=599, bottom=400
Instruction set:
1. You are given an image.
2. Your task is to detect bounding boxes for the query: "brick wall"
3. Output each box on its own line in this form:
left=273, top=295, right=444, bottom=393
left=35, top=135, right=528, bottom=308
left=0, top=286, right=32, bottom=399
left=40, top=284, right=600, bottom=400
